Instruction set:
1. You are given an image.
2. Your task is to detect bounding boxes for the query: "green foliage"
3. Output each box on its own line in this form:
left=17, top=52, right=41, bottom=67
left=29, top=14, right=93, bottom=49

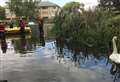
left=63, top=2, right=84, bottom=13
left=52, top=2, right=82, bottom=36
left=7, top=0, right=39, bottom=17
left=99, top=0, right=120, bottom=14
left=0, top=6, right=5, bottom=20
left=52, top=1, right=120, bottom=54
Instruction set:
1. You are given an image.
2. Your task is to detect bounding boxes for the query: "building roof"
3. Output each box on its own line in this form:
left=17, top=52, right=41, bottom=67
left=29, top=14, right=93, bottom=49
left=38, top=1, right=60, bottom=7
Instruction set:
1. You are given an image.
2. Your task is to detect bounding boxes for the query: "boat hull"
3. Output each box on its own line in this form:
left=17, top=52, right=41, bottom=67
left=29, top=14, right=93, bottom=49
left=5, top=27, right=31, bottom=34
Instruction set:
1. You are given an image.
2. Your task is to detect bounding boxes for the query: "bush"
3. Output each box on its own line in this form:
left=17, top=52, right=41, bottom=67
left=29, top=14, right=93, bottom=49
left=52, top=2, right=120, bottom=55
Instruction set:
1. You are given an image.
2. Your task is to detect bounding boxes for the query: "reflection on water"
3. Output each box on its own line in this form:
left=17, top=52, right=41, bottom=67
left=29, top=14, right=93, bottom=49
left=54, top=46, right=120, bottom=82
left=0, top=24, right=120, bottom=82
left=19, top=33, right=27, bottom=54
left=10, top=33, right=32, bottom=54
left=55, top=35, right=120, bottom=82
left=110, top=63, right=120, bottom=82
left=0, top=25, right=45, bottom=55
left=39, top=32, right=45, bottom=47
left=0, top=36, right=7, bottom=53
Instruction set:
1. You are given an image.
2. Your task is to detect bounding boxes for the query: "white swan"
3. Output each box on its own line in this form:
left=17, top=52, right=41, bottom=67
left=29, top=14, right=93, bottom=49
left=109, top=36, right=120, bottom=63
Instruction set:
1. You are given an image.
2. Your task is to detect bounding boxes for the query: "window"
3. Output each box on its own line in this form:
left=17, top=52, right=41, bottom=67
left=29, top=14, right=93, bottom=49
left=53, top=7, right=56, bottom=9
left=42, top=7, right=48, bottom=9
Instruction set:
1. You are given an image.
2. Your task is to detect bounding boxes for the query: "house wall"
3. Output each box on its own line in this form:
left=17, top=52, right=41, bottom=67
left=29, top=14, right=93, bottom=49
left=5, top=8, right=16, bottom=19
left=5, top=6, right=60, bottom=19
left=38, top=6, right=60, bottom=19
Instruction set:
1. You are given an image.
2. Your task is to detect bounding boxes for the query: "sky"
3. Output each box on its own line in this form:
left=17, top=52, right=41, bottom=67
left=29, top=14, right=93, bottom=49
left=0, top=0, right=6, bottom=6
left=49, top=0, right=99, bottom=9
left=0, top=0, right=99, bottom=9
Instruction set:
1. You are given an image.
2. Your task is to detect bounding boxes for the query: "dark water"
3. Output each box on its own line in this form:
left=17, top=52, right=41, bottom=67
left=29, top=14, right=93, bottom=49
left=0, top=24, right=120, bottom=82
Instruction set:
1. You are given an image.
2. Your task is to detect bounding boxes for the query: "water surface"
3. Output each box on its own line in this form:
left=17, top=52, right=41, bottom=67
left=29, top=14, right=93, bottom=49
left=0, top=24, right=120, bottom=82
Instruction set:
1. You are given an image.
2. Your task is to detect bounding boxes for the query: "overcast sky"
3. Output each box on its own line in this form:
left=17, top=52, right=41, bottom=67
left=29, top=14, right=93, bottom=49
left=0, top=0, right=99, bottom=8
left=0, top=0, right=6, bottom=6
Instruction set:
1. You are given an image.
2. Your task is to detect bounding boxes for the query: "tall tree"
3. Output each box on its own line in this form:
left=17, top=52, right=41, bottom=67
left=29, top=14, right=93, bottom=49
left=0, top=6, right=5, bottom=20
left=6, top=0, right=39, bottom=17
left=52, top=1, right=119, bottom=53
left=63, top=2, right=84, bottom=13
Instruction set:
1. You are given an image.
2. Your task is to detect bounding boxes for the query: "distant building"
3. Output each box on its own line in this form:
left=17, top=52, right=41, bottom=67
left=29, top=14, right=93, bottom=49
left=38, top=1, right=61, bottom=19
left=5, top=6, right=16, bottom=19
left=5, top=1, right=61, bottom=19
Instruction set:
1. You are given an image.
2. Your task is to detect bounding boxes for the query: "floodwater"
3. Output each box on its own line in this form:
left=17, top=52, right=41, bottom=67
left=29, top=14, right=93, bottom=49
left=0, top=24, right=120, bottom=82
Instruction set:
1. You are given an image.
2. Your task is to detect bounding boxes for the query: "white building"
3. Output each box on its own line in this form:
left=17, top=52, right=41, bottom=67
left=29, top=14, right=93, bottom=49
left=38, top=1, right=61, bottom=19
left=5, top=6, right=16, bottom=19
left=5, top=1, right=61, bottom=19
